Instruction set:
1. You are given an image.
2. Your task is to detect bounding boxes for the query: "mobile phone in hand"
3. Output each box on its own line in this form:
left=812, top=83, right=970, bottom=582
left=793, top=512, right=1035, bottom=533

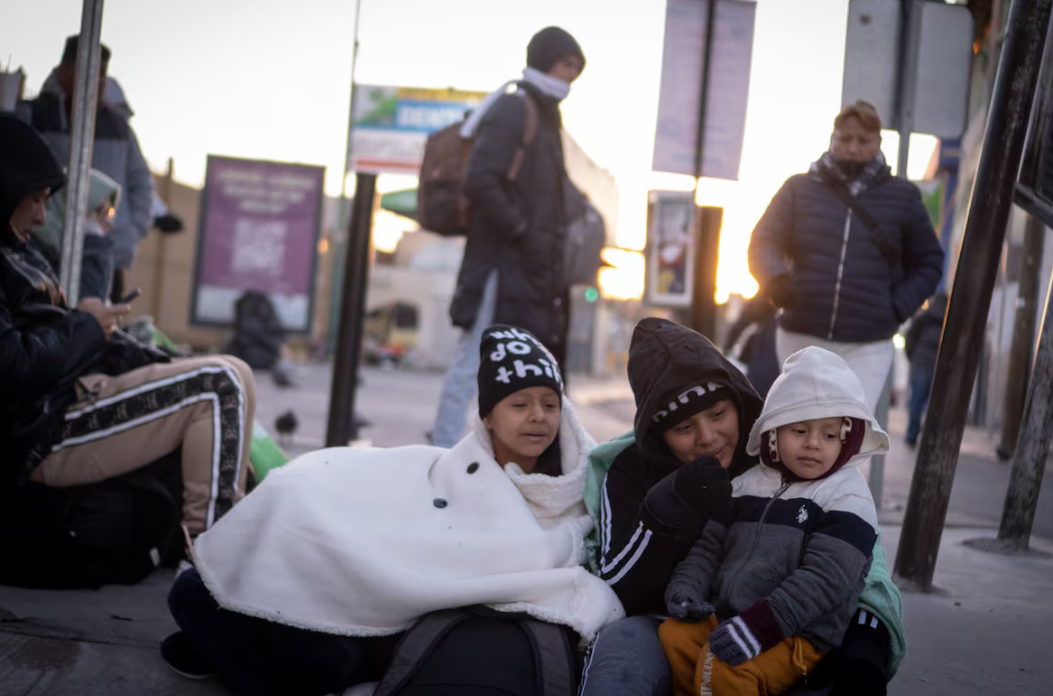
left=117, top=288, right=142, bottom=304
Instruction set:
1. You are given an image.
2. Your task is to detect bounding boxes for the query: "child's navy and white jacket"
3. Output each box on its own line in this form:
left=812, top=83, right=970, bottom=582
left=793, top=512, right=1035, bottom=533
left=670, top=347, right=889, bottom=653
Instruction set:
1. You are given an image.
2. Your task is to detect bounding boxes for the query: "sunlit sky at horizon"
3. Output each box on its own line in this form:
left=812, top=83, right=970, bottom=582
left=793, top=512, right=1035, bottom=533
left=5, top=0, right=938, bottom=300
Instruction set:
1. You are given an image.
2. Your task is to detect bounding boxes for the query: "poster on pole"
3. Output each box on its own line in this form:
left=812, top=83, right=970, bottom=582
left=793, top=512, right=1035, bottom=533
left=192, top=155, right=325, bottom=333
left=645, top=191, right=696, bottom=307
left=349, top=85, right=489, bottom=175
left=652, top=0, right=756, bottom=181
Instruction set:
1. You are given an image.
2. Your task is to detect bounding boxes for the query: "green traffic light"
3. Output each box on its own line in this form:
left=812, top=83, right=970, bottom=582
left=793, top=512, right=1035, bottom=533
left=584, top=287, right=599, bottom=302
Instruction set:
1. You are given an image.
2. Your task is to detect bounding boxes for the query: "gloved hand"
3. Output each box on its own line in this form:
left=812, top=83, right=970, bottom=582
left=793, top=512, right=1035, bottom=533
left=766, top=274, right=796, bottom=309
left=671, top=456, right=732, bottom=520
left=154, top=213, right=184, bottom=234
left=664, top=581, right=713, bottom=623
left=709, top=601, right=784, bottom=666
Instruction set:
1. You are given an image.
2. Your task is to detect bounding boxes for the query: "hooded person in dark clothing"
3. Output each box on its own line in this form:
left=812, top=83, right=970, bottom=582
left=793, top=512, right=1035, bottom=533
left=431, top=26, right=586, bottom=448
left=579, top=318, right=906, bottom=696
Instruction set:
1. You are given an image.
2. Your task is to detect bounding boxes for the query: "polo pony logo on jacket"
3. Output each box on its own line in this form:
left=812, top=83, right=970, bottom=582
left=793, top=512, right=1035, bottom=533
left=797, top=505, right=809, bottom=524
left=652, top=382, right=721, bottom=423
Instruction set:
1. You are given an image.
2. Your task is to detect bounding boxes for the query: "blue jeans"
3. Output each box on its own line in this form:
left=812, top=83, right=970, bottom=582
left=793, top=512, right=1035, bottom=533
left=907, top=363, right=936, bottom=444
left=431, top=272, right=498, bottom=447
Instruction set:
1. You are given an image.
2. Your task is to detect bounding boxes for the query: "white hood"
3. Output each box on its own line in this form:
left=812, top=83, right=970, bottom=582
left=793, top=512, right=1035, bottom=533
left=746, top=347, right=889, bottom=461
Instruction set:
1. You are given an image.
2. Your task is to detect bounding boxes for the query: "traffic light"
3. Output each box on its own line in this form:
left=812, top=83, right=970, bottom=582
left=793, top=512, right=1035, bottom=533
left=584, top=287, right=599, bottom=303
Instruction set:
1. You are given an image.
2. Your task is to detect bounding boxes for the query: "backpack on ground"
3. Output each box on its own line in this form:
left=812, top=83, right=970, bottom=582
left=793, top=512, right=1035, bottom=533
left=418, top=91, right=539, bottom=237
left=227, top=290, right=284, bottom=370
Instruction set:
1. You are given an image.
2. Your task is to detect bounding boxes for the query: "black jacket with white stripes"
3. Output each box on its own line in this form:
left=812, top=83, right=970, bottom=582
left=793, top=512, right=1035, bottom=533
left=597, top=318, right=764, bottom=616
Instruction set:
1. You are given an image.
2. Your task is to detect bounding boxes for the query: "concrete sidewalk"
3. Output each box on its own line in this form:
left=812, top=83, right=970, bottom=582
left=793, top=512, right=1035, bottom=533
left=2, top=362, right=1052, bottom=695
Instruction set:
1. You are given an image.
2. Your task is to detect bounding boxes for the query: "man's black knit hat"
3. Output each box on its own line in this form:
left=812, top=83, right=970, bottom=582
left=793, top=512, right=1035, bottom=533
left=0, top=116, right=67, bottom=231
left=478, top=325, right=563, bottom=417
left=61, top=35, right=112, bottom=68
left=527, top=27, right=586, bottom=73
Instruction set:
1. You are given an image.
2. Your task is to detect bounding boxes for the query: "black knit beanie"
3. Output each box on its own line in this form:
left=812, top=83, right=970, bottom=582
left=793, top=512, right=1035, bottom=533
left=526, top=27, right=586, bottom=73
left=651, top=384, right=736, bottom=434
left=0, top=116, right=67, bottom=236
left=478, top=325, right=564, bottom=417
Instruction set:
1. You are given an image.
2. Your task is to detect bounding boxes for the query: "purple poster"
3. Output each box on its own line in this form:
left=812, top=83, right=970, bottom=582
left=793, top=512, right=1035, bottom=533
left=193, top=156, right=325, bottom=332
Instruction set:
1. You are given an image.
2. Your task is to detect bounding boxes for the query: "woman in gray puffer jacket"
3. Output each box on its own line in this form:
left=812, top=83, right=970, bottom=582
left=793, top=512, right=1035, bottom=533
left=748, top=101, right=944, bottom=410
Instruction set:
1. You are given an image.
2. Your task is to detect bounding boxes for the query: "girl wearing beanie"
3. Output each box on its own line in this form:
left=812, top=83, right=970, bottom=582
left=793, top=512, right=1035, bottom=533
left=579, top=318, right=905, bottom=696
left=165, top=325, right=624, bottom=695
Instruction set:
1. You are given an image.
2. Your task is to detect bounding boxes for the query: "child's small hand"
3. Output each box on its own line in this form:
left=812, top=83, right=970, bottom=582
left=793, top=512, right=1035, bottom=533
left=664, top=582, right=713, bottom=623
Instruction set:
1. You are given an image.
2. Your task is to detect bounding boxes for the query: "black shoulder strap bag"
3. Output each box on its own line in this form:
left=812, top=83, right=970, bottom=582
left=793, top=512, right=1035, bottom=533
left=822, top=177, right=899, bottom=271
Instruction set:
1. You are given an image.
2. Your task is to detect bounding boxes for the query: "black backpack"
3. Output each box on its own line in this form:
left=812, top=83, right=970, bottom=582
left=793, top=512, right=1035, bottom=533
left=0, top=452, right=184, bottom=589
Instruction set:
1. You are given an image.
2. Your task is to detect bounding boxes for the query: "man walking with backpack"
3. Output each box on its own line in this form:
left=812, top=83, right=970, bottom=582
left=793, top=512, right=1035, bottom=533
left=430, top=26, right=585, bottom=447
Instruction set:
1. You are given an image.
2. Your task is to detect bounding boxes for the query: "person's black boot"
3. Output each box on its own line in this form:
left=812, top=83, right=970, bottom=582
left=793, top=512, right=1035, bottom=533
left=161, top=631, right=217, bottom=680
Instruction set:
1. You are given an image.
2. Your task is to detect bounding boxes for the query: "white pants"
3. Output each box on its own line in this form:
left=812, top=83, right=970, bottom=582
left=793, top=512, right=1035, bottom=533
left=775, top=328, right=893, bottom=413
left=431, top=272, right=498, bottom=447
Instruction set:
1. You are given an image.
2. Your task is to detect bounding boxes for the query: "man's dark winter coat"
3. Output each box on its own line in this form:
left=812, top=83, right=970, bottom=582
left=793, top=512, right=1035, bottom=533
left=749, top=166, right=944, bottom=343
left=450, top=83, right=570, bottom=364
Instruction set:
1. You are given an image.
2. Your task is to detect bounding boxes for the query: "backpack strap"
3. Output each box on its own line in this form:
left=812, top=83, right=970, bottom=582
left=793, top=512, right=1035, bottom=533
left=519, top=619, right=577, bottom=696
left=507, top=92, right=540, bottom=182
left=372, top=610, right=475, bottom=696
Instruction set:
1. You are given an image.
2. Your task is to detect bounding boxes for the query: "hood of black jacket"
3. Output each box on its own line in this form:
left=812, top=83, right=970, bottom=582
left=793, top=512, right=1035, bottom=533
left=627, top=317, right=764, bottom=480
left=0, top=115, right=67, bottom=246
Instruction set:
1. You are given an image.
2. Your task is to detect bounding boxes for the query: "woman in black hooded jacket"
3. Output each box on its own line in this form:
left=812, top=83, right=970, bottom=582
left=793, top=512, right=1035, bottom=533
left=579, top=318, right=904, bottom=696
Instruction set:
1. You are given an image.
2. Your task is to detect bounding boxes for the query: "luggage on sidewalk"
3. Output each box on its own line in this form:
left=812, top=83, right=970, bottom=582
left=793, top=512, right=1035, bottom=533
left=227, top=291, right=284, bottom=370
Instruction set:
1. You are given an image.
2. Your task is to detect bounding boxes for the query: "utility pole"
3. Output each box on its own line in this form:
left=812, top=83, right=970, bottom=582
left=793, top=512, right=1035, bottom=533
left=998, top=264, right=1053, bottom=548
left=325, top=172, right=376, bottom=447
left=997, top=213, right=1045, bottom=461
left=894, top=0, right=1053, bottom=591
left=59, top=0, right=105, bottom=306
left=689, top=0, right=718, bottom=341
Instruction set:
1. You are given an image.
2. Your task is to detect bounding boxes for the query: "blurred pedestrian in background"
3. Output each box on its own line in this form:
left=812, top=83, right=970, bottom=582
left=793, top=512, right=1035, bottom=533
left=104, top=76, right=184, bottom=235
left=903, top=292, right=948, bottom=448
left=431, top=26, right=586, bottom=447
left=17, top=35, right=155, bottom=303
left=748, top=101, right=944, bottom=411
left=723, top=293, right=779, bottom=398
left=31, top=167, right=120, bottom=301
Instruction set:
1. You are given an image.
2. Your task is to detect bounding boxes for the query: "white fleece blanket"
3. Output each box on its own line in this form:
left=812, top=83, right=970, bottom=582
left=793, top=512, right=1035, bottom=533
left=193, top=401, right=624, bottom=642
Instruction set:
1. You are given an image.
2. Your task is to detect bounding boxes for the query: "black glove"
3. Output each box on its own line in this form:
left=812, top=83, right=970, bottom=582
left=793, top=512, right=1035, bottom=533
left=154, top=213, right=184, bottom=234
left=671, top=456, right=732, bottom=520
left=766, top=273, right=796, bottom=309
left=664, top=580, right=713, bottom=623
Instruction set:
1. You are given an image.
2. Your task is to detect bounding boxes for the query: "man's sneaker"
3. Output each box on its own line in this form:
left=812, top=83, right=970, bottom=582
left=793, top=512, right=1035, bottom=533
left=161, top=631, right=217, bottom=680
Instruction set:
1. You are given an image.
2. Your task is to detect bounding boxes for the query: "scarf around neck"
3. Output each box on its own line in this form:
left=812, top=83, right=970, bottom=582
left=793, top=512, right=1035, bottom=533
left=460, top=68, right=570, bottom=138
left=810, top=151, right=889, bottom=196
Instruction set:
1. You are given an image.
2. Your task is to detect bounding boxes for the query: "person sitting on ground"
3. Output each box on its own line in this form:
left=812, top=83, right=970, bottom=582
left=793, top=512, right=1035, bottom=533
left=579, top=318, right=904, bottom=696
left=659, top=346, right=885, bottom=696
left=164, top=324, right=624, bottom=696
left=0, top=116, right=256, bottom=587
left=32, top=167, right=120, bottom=301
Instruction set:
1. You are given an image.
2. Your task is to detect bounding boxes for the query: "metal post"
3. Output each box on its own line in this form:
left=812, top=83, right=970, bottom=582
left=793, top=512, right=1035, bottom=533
left=998, top=250, right=1053, bottom=547
left=325, top=172, right=376, bottom=447
left=339, top=0, right=364, bottom=236
left=691, top=206, right=722, bottom=340
left=59, top=0, right=105, bottom=306
left=894, top=0, right=922, bottom=180
left=997, top=214, right=1045, bottom=460
left=869, top=371, right=891, bottom=508
left=689, top=0, right=717, bottom=338
left=893, top=0, right=1053, bottom=590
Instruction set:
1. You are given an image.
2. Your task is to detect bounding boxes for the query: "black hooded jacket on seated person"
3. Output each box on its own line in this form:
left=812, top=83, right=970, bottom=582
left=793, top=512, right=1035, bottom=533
left=0, top=116, right=163, bottom=496
left=597, top=318, right=764, bottom=616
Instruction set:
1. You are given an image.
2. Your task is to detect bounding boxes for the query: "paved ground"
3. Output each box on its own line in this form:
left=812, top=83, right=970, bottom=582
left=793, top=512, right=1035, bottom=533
left=2, top=362, right=1052, bottom=695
